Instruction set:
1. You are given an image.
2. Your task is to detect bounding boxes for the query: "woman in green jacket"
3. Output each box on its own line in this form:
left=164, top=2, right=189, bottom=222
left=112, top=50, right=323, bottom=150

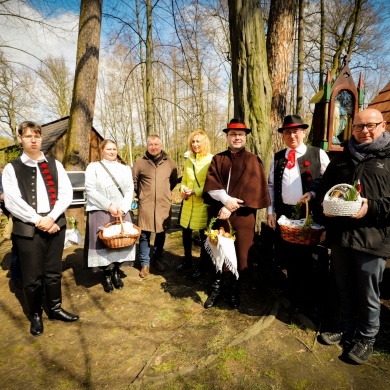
left=176, top=130, right=213, bottom=278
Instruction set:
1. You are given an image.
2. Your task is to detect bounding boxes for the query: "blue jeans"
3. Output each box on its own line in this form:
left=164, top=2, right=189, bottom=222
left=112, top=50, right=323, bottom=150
left=331, top=244, right=386, bottom=341
left=139, top=231, right=166, bottom=267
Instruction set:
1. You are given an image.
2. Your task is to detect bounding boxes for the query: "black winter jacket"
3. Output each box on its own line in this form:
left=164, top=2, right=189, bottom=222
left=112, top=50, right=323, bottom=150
left=316, top=141, right=390, bottom=258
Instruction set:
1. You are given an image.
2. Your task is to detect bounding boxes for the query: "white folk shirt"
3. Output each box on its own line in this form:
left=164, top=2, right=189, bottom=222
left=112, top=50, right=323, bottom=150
left=2, top=152, right=73, bottom=224
left=267, top=144, right=330, bottom=215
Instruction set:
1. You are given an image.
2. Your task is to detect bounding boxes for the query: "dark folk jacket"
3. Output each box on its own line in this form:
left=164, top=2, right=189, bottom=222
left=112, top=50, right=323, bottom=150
left=316, top=142, right=390, bottom=258
left=203, top=148, right=270, bottom=217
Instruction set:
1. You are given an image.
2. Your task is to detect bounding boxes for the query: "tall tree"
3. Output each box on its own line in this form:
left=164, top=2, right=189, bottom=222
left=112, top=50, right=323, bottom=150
left=228, top=0, right=272, bottom=170
left=296, top=0, right=304, bottom=115
left=37, top=56, right=73, bottom=118
left=63, top=0, right=103, bottom=170
left=145, top=0, right=154, bottom=136
left=266, top=0, right=297, bottom=152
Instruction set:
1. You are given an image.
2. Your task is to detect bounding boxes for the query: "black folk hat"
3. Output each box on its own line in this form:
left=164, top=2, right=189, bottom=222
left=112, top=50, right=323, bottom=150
left=223, top=118, right=251, bottom=134
left=278, top=115, right=309, bottom=133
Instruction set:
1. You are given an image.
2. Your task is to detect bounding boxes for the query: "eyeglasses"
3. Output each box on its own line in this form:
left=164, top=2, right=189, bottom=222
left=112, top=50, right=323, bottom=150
left=282, top=129, right=303, bottom=136
left=22, top=135, right=42, bottom=141
left=352, top=122, right=383, bottom=132
left=228, top=133, right=246, bottom=138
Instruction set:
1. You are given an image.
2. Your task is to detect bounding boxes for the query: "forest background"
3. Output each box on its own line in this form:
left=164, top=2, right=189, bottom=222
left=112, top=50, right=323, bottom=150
left=0, top=0, right=390, bottom=173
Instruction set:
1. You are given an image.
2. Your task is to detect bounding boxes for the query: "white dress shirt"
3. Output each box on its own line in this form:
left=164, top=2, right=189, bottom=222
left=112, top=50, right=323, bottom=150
left=267, top=144, right=330, bottom=215
left=2, top=152, right=73, bottom=224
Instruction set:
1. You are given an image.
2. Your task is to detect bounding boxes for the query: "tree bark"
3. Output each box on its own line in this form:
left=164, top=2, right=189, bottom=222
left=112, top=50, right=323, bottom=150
left=266, top=0, right=296, bottom=152
left=64, top=0, right=102, bottom=170
left=228, top=0, right=272, bottom=171
left=296, top=0, right=304, bottom=116
left=145, top=0, right=154, bottom=136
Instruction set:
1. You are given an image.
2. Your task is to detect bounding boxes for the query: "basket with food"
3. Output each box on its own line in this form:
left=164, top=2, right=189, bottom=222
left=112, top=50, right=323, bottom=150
left=98, top=215, right=141, bottom=249
left=278, top=199, right=324, bottom=245
left=205, top=217, right=236, bottom=246
left=323, top=181, right=362, bottom=216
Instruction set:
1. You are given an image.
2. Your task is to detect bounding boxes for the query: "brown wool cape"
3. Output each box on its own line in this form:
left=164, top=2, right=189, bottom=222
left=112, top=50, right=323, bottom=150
left=203, top=148, right=270, bottom=271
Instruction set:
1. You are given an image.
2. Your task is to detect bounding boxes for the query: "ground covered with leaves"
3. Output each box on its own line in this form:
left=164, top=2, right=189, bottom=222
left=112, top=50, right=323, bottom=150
left=0, top=205, right=389, bottom=389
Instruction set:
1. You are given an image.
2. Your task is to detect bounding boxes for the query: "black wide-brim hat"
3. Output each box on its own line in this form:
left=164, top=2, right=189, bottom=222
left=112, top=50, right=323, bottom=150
left=278, top=115, right=309, bottom=133
left=223, top=118, right=251, bottom=134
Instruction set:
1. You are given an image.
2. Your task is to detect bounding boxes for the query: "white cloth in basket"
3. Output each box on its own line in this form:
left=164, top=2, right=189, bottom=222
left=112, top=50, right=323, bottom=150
left=100, top=222, right=139, bottom=237
left=204, top=235, right=239, bottom=279
left=64, top=228, right=83, bottom=249
left=277, top=215, right=323, bottom=230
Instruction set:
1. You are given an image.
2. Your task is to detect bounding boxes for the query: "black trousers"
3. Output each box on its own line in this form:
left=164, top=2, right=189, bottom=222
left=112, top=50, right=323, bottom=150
left=13, top=227, right=66, bottom=289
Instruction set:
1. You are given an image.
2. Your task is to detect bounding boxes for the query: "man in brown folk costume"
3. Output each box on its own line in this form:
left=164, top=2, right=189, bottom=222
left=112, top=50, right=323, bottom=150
left=203, top=118, right=270, bottom=309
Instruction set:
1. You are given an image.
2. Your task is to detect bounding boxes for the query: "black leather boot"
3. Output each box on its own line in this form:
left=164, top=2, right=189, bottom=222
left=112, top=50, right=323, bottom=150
left=45, top=282, right=79, bottom=322
left=103, top=269, right=114, bottom=293
left=227, top=274, right=240, bottom=309
left=204, top=271, right=223, bottom=309
left=176, top=258, right=192, bottom=272
left=24, top=285, right=44, bottom=336
left=111, top=265, right=124, bottom=290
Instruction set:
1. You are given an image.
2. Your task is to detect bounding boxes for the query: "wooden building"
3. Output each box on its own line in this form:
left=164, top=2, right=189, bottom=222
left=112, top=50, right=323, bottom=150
left=367, top=82, right=390, bottom=132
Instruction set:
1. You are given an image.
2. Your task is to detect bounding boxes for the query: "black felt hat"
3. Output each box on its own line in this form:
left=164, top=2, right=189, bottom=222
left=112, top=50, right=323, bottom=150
left=223, top=118, right=251, bottom=134
left=278, top=115, right=309, bottom=133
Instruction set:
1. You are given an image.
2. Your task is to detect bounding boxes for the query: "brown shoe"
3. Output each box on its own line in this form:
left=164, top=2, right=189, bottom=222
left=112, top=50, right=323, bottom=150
left=139, top=266, right=150, bottom=278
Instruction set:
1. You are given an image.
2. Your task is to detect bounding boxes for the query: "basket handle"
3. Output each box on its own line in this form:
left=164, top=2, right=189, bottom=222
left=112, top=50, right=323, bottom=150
left=117, top=215, right=124, bottom=235
left=304, top=198, right=309, bottom=223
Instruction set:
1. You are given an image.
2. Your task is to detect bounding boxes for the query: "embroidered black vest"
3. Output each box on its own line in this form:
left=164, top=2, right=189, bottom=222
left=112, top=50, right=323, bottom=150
left=273, top=146, right=321, bottom=215
left=10, top=157, right=66, bottom=237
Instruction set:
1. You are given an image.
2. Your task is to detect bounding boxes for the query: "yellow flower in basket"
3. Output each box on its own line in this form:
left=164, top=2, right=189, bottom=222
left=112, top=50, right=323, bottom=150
left=205, top=217, right=236, bottom=245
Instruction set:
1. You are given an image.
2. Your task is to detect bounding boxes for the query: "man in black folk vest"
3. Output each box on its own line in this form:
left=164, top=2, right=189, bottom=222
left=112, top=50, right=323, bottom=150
left=2, top=121, right=78, bottom=336
left=267, top=115, right=330, bottom=314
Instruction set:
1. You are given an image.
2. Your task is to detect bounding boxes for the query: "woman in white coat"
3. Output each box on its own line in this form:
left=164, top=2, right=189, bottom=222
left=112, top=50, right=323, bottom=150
left=85, top=140, right=135, bottom=292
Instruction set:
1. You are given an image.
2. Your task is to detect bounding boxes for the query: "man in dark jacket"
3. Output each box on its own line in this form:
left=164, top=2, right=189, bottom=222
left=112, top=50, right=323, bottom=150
left=318, top=108, right=390, bottom=364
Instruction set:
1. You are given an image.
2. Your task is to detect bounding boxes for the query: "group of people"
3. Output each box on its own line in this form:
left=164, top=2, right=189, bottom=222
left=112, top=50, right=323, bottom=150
left=1, top=108, right=389, bottom=366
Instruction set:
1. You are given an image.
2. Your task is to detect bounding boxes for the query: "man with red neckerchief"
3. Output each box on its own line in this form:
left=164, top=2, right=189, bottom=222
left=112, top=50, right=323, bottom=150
left=2, top=121, right=79, bottom=337
left=267, top=114, right=330, bottom=314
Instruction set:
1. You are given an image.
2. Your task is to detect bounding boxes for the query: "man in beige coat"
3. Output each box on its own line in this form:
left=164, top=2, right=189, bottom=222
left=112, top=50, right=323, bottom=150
left=132, top=135, right=178, bottom=278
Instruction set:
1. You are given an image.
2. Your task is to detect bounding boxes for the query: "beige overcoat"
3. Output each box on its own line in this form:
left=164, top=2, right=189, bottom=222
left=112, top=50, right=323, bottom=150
left=132, top=152, right=177, bottom=233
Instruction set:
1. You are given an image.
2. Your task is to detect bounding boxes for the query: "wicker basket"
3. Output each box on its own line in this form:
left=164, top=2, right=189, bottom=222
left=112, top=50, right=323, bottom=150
left=205, top=217, right=235, bottom=246
left=323, top=183, right=362, bottom=216
left=278, top=199, right=324, bottom=246
left=98, top=216, right=141, bottom=249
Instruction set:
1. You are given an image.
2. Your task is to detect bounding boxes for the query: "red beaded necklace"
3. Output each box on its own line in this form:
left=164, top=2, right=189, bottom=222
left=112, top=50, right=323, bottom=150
left=38, top=162, right=57, bottom=208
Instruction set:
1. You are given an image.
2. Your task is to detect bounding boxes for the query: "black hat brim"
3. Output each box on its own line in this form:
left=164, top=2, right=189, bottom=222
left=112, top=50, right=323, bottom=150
left=277, top=123, right=309, bottom=133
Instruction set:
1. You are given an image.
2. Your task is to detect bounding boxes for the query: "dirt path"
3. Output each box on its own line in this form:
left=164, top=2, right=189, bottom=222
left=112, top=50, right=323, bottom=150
left=0, top=209, right=389, bottom=389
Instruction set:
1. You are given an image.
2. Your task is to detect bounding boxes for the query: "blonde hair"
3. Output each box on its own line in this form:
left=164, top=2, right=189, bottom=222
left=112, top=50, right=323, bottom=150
left=188, top=130, right=210, bottom=155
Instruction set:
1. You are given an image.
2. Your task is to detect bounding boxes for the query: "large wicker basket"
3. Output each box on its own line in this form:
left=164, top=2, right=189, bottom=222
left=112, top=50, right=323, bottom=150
left=323, top=183, right=362, bottom=216
left=98, top=216, right=141, bottom=249
left=278, top=199, right=324, bottom=246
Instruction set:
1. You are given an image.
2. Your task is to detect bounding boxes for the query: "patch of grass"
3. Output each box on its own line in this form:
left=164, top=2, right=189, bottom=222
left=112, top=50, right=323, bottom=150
left=151, top=361, right=175, bottom=373
left=263, top=368, right=277, bottom=380
left=291, top=378, right=309, bottom=390
left=373, top=348, right=390, bottom=360
left=216, top=361, right=231, bottom=381
left=219, top=346, right=247, bottom=362
left=288, top=322, right=301, bottom=332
